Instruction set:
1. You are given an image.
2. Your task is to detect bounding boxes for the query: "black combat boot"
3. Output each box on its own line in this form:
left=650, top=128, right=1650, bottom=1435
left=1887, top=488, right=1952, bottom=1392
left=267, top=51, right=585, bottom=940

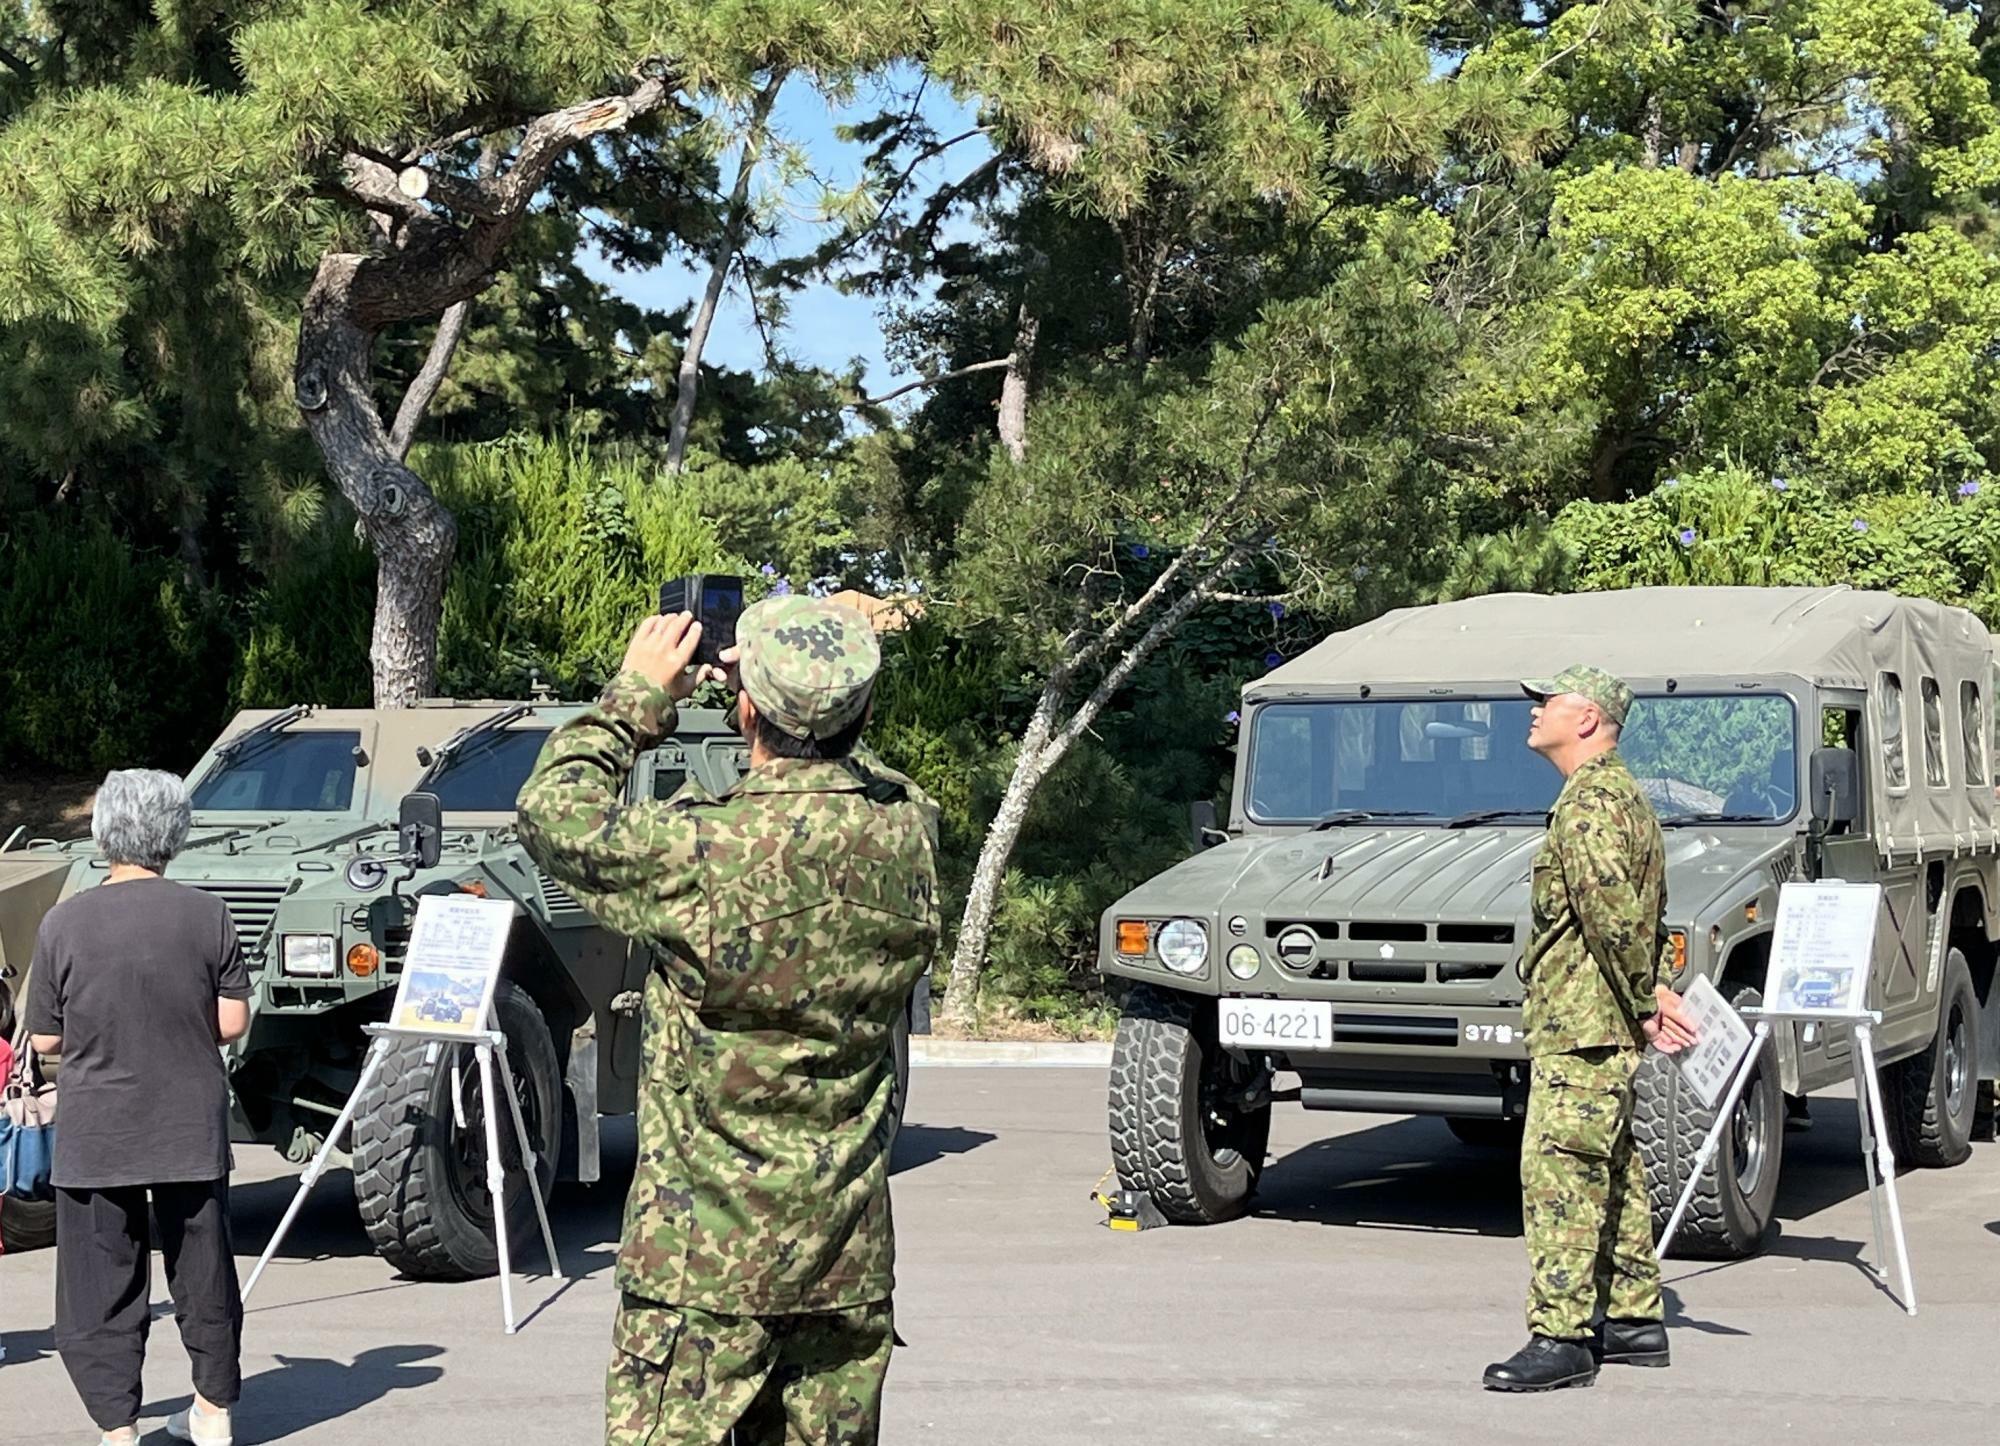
left=1481, top=1336, right=1598, bottom=1392
left=1599, top=1317, right=1670, bottom=1367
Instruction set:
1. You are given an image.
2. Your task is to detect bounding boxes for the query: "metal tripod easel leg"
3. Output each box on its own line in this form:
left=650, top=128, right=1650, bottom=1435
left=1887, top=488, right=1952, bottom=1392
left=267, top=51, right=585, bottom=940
left=1656, top=1022, right=1772, bottom=1257
left=1853, top=1022, right=1916, bottom=1315
left=241, top=1024, right=566, bottom=1333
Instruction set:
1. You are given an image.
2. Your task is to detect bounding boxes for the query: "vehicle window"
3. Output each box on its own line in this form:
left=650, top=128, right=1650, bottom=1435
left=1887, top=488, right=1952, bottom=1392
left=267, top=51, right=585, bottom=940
left=1620, top=695, right=1797, bottom=818
left=1921, top=677, right=1947, bottom=788
left=1878, top=673, right=1908, bottom=791
left=424, top=729, right=551, bottom=812
left=190, top=731, right=361, bottom=812
left=1961, top=681, right=1987, bottom=791
left=1242, top=694, right=1798, bottom=825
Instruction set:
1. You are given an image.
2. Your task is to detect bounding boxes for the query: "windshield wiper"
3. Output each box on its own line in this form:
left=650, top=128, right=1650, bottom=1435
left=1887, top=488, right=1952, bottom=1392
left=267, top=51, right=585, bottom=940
left=1443, top=808, right=1547, bottom=829
left=416, top=704, right=533, bottom=783
left=1312, top=810, right=1431, bottom=829
left=211, top=704, right=310, bottom=766
left=1659, top=811, right=1775, bottom=826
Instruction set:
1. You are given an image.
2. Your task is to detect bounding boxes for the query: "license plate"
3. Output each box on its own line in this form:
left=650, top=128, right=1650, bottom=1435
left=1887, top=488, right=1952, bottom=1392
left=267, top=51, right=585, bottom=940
left=1218, top=998, right=1333, bottom=1050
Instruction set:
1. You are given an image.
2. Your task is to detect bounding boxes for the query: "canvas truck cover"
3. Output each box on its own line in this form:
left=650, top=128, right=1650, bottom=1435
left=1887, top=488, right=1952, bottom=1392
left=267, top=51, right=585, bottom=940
left=1246, top=586, right=1996, bottom=858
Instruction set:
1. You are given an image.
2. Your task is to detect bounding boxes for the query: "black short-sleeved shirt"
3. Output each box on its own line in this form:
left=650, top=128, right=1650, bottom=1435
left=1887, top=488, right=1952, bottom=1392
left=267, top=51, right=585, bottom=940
left=23, top=877, right=250, bottom=1188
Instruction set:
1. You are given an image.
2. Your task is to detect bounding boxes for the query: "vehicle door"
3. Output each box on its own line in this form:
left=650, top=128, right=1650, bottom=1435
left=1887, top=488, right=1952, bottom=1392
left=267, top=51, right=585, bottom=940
left=1818, top=678, right=1928, bottom=1030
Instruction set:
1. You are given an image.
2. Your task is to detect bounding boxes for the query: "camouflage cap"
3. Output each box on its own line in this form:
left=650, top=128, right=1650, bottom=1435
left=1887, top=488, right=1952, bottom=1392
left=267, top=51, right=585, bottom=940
left=737, top=595, right=881, bottom=741
left=1521, top=664, right=1634, bottom=727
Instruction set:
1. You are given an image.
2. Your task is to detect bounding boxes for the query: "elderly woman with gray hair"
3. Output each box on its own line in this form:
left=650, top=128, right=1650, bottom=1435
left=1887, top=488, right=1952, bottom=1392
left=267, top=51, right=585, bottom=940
left=24, top=770, right=252, bottom=1446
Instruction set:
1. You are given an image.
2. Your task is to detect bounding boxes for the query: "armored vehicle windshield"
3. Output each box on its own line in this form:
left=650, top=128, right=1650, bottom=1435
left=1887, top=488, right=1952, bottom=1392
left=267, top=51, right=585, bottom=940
left=1244, top=691, right=1798, bottom=826
left=189, top=729, right=364, bottom=812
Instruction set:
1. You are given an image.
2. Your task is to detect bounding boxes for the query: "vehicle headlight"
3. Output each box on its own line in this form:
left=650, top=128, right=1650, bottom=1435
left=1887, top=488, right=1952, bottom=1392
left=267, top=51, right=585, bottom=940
left=1226, top=944, right=1260, bottom=981
left=1156, top=919, right=1209, bottom=975
left=280, top=933, right=338, bottom=978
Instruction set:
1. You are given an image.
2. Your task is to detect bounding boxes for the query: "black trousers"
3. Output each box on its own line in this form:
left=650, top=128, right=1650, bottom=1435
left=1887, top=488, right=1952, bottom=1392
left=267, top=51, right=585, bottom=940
left=54, top=1179, right=243, bottom=1431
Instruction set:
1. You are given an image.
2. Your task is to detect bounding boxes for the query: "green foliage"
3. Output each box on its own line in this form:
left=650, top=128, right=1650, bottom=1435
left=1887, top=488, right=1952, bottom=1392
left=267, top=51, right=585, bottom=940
left=0, top=513, right=235, bottom=772
left=1551, top=463, right=2000, bottom=621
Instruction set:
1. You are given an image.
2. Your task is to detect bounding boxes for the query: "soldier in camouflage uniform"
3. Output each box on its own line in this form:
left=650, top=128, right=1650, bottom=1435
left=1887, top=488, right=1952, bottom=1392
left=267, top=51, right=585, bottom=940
left=1483, top=665, right=1692, bottom=1393
left=517, top=598, right=939, bottom=1445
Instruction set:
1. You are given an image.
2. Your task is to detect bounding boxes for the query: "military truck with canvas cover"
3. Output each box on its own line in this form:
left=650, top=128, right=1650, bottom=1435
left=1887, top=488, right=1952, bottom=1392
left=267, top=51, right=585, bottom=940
left=1102, top=587, right=2000, bottom=1257
left=0, top=700, right=925, bottom=1266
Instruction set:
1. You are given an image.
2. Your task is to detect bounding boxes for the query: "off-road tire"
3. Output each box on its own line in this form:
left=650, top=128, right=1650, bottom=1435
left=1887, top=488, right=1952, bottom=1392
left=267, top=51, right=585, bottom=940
left=352, top=982, right=563, bottom=1279
left=1636, top=983, right=1783, bottom=1260
left=0, top=1197, right=56, bottom=1253
left=1446, top=1116, right=1525, bottom=1150
left=1108, top=984, right=1270, bottom=1224
left=1884, top=948, right=1978, bottom=1168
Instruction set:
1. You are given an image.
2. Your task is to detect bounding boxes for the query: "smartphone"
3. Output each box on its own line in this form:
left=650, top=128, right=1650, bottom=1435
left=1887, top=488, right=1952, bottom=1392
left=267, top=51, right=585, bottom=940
left=658, top=573, right=744, bottom=668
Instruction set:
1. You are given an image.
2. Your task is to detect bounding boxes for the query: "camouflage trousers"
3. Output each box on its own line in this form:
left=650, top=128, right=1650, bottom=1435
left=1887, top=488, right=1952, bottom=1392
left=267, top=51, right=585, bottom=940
left=1521, top=1047, right=1662, bottom=1339
left=606, top=1293, right=894, bottom=1446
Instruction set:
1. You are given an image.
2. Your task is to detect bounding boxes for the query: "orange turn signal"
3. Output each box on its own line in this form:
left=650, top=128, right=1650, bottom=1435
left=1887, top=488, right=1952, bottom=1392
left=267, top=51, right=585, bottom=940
left=1116, top=920, right=1150, bottom=956
left=347, top=942, right=381, bottom=977
left=1668, top=931, right=1688, bottom=974
left=459, top=880, right=489, bottom=898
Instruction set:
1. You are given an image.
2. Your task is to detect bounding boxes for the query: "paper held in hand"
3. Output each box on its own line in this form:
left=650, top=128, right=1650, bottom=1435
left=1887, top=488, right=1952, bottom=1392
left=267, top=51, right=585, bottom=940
left=386, top=893, right=516, bottom=1035
left=1668, top=974, right=1754, bottom=1109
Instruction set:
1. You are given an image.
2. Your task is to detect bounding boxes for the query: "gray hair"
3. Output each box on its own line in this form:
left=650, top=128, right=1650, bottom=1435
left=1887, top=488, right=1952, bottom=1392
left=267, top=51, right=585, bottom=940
left=91, top=769, right=192, bottom=872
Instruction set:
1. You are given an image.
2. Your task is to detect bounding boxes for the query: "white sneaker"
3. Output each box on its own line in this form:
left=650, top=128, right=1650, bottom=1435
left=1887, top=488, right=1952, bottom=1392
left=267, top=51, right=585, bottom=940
left=166, top=1401, right=233, bottom=1446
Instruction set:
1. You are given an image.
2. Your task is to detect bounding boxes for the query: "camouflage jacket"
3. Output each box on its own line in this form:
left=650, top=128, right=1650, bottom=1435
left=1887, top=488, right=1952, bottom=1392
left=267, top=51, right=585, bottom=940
left=517, top=672, right=940, bottom=1314
left=1522, top=750, right=1668, bottom=1057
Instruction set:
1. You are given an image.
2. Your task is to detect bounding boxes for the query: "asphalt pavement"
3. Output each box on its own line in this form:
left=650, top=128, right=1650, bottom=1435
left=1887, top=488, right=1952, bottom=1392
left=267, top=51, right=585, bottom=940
left=3, top=1065, right=1998, bottom=1443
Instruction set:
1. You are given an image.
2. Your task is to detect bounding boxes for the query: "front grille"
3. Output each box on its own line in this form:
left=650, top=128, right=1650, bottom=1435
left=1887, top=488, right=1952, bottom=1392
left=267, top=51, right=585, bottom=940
left=187, top=882, right=290, bottom=957
left=538, top=873, right=585, bottom=916
left=1332, top=1012, right=1459, bottom=1047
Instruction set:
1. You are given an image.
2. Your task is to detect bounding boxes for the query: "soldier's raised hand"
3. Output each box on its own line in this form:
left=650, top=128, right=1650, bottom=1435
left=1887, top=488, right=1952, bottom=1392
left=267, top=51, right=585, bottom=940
left=622, top=612, right=705, bottom=700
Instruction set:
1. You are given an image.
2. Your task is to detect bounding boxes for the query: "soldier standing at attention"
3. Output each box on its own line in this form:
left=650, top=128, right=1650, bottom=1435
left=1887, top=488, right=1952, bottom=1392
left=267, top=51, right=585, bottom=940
left=518, top=599, right=939, bottom=1444
left=1483, top=665, right=1695, bottom=1393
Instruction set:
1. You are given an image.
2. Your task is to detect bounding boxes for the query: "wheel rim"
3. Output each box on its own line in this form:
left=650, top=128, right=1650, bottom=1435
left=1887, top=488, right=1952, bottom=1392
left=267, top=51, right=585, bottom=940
left=1945, top=999, right=1970, bottom=1120
left=443, top=1043, right=549, bottom=1229
left=1731, top=1068, right=1770, bottom=1197
left=1199, top=1048, right=1259, bottom=1168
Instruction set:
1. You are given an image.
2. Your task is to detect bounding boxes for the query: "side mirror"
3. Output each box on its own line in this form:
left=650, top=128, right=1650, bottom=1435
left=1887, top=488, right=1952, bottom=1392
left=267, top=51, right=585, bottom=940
left=1808, top=748, right=1859, bottom=828
left=1189, top=800, right=1228, bottom=851
left=399, top=792, right=444, bottom=870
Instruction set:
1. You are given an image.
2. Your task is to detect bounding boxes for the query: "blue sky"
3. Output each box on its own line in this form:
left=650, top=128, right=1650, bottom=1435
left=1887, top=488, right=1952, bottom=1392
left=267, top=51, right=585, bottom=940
left=581, top=71, right=994, bottom=400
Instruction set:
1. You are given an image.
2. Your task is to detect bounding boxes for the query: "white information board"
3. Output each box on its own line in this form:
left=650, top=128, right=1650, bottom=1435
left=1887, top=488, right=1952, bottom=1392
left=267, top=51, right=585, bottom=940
left=1671, top=974, right=1753, bottom=1109
left=1762, top=881, right=1881, bottom=1016
left=387, top=893, right=515, bottom=1035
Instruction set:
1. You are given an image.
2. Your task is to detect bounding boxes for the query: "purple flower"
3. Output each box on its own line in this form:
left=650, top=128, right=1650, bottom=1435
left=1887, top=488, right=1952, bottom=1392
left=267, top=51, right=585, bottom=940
left=759, top=562, right=777, bottom=576
left=1131, top=543, right=1150, bottom=559
left=1663, top=476, right=1682, bottom=489
left=1960, top=481, right=1981, bottom=498
left=1352, top=564, right=1371, bottom=581
left=1852, top=519, right=1869, bottom=534
left=1264, top=651, right=1284, bottom=668
left=1262, top=538, right=1280, bottom=553
left=1677, top=527, right=1697, bottom=547
left=1268, top=602, right=1286, bottom=620
left=1224, top=710, right=1240, bottom=725
left=1771, top=477, right=1789, bottom=492
left=771, top=578, right=793, bottom=596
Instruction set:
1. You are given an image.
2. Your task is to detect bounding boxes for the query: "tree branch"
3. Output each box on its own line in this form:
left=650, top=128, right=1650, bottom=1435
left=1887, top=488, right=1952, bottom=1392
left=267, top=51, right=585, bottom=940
left=849, top=355, right=1013, bottom=408
left=389, top=300, right=472, bottom=459
left=0, top=46, right=32, bottom=81
left=1060, top=392, right=1279, bottom=680
left=1048, top=534, right=1263, bottom=757
left=819, top=125, right=996, bottom=270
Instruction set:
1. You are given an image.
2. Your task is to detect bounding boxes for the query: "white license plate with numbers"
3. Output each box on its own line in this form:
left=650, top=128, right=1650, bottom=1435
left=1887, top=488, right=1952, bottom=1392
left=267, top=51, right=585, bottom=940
left=1218, top=998, right=1333, bottom=1050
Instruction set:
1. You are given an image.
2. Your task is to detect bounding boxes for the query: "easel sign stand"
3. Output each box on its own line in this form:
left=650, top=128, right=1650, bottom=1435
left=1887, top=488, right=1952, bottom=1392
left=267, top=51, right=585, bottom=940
left=242, top=894, right=566, bottom=1333
left=1655, top=881, right=1915, bottom=1316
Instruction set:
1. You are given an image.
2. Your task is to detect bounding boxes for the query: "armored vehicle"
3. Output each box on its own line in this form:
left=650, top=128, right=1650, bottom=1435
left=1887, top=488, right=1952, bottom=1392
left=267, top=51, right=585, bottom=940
left=1102, top=587, right=2000, bottom=1258
left=1, top=699, right=925, bottom=1266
